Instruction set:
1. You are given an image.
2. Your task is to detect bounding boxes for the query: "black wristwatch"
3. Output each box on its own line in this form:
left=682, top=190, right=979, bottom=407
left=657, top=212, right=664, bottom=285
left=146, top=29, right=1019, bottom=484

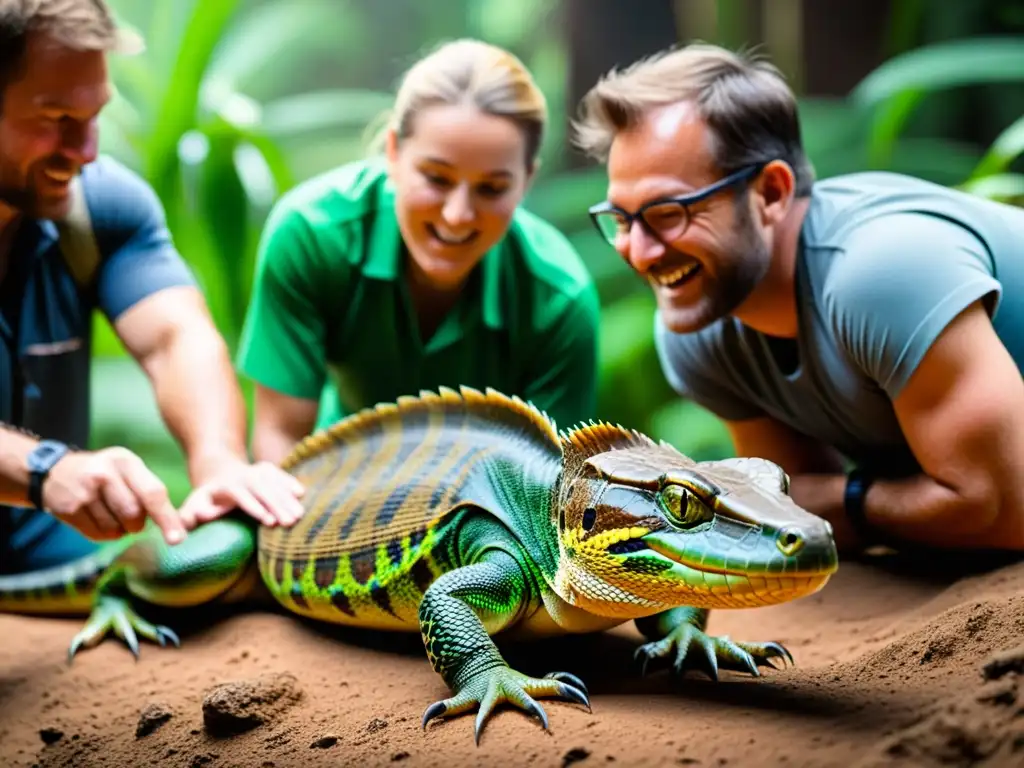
left=27, top=439, right=70, bottom=511
left=844, top=466, right=876, bottom=542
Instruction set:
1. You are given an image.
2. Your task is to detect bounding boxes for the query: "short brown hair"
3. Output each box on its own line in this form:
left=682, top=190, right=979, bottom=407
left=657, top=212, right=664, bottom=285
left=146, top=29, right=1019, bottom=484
left=0, top=0, right=142, bottom=109
left=369, top=38, right=548, bottom=169
left=573, top=42, right=815, bottom=197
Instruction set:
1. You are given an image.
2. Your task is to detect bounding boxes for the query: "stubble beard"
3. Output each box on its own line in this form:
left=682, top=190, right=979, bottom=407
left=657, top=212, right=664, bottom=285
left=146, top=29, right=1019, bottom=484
left=658, top=195, right=772, bottom=334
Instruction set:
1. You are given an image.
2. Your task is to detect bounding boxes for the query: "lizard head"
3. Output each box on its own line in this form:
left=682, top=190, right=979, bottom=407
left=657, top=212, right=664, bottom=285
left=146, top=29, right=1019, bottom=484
left=553, top=426, right=838, bottom=619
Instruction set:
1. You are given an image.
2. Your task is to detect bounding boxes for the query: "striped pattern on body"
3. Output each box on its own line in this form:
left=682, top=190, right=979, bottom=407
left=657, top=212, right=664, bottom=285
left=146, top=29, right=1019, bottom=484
left=256, top=386, right=564, bottom=630
left=0, top=540, right=129, bottom=615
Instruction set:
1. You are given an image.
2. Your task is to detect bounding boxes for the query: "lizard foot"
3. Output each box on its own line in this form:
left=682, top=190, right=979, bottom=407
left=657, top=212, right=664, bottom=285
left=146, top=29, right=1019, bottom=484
left=68, top=594, right=180, bottom=663
left=634, top=621, right=792, bottom=680
left=421, top=668, right=590, bottom=745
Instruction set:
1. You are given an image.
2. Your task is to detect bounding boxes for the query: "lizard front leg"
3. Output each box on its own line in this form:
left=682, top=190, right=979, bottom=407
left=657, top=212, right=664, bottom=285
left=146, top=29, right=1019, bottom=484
left=419, top=546, right=590, bottom=744
left=633, top=607, right=793, bottom=680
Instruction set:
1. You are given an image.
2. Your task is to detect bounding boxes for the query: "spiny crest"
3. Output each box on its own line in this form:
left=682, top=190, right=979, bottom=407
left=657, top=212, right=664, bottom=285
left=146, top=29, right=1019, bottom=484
left=559, top=421, right=656, bottom=464
left=279, top=385, right=562, bottom=473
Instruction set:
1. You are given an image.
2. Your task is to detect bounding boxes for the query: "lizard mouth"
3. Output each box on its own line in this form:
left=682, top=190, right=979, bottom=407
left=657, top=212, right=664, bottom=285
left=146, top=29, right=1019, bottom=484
left=638, top=531, right=837, bottom=580
left=607, top=537, right=749, bottom=577
left=642, top=538, right=750, bottom=577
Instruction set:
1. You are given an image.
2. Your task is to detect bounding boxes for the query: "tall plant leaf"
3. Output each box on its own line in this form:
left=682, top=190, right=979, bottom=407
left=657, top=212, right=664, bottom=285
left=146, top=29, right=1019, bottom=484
left=969, top=114, right=1024, bottom=179
left=145, top=0, right=243, bottom=215
left=958, top=172, right=1024, bottom=202
left=850, top=37, right=1024, bottom=166
left=851, top=37, right=1024, bottom=108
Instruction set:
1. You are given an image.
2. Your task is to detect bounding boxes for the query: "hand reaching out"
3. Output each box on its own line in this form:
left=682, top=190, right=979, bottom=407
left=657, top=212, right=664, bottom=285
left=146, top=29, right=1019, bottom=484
left=43, top=446, right=187, bottom=545
left=176, top=458, right=306, bottom=530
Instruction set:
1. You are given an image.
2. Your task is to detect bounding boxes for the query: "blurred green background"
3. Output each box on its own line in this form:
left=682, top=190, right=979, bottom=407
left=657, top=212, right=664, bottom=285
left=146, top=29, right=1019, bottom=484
left=86, top=0, right=1024, bottom=503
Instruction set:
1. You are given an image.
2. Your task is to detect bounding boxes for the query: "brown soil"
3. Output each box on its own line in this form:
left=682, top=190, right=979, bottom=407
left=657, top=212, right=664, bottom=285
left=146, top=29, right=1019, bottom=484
left=2, top=550, right=1024, bottom=768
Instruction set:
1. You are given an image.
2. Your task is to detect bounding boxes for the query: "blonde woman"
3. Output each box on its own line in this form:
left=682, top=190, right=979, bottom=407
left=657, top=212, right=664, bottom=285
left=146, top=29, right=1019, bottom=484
left=237, top=39, right=600, bottom=462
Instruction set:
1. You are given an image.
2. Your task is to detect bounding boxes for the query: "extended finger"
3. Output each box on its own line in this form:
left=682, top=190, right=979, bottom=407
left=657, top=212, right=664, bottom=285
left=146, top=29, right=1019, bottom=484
left=100, top=473, right=144, bottom=534
left=116, top=453, right=186, bottom=545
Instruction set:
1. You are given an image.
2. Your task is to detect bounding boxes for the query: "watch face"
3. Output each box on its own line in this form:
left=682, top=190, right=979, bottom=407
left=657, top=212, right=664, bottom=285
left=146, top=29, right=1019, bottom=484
left=29, top=440, right=68, bottom=472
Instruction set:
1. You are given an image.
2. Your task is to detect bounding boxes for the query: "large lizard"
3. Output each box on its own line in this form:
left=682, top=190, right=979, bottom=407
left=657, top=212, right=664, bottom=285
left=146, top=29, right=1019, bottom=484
left=0, top=386, right=838, bottom=742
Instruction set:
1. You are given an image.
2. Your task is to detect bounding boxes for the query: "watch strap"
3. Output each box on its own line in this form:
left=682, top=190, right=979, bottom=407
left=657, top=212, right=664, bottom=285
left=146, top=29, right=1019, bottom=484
left=27, top=439, right=70, bottom=511
left=844, top=466, right=877, bottom=543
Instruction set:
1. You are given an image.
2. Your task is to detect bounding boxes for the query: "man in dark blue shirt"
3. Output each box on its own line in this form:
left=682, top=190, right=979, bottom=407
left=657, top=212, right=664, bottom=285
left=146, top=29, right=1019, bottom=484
left=0, top=0, right=305, bottom=573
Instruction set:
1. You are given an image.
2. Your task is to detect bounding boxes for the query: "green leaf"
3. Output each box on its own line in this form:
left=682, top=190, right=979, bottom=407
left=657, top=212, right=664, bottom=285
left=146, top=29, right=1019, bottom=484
left=958, top=173, right=1024, bottom=202
left=850, top=37, right=1024, bottom=109
left=849, top=37, right=1024, bottom=163
left=863, top=89, right=927, bottom=168
left=970, top=114, right=1024, bottom=179
left=144, top=0, right=243, bottom=211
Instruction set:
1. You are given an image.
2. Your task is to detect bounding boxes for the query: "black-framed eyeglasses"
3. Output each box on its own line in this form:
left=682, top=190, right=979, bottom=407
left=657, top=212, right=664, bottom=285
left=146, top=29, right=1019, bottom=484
left=587, top=163, right=765, bottom=248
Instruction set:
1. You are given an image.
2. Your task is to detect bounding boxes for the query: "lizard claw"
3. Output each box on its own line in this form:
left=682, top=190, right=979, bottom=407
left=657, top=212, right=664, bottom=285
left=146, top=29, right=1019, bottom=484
left=635, top=623, right=793, bottom=680
left=421, top=701, right=447, bottom=729
left=421, top=665, right=591, bottom=744
left=67, top=595, right=181, bottom=664
left=543, top=671, right=589, bottom=699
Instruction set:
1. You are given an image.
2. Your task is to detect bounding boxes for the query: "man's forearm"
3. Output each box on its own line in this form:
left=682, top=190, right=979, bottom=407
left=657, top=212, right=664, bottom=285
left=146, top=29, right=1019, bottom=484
left=789, top=471, right=1014, bottom=551
left=0, top=425, right=40, bottom=506
left=142, top=326, right=249, bottom=485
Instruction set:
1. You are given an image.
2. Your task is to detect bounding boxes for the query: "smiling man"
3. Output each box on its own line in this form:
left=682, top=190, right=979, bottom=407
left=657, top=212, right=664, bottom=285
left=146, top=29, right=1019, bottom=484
left=0, top=0, right=305, bottom=574
left=573, top=42, right=1024, bottom=554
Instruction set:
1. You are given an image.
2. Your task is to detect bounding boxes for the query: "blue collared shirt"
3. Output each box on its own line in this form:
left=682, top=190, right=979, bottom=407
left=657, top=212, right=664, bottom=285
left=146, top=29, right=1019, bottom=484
left=0, top=155, right=196, bottom=572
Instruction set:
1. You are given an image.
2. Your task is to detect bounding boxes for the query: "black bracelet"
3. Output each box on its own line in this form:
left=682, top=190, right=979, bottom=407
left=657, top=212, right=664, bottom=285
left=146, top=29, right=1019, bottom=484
left=844, top=467, right=877, bottom=543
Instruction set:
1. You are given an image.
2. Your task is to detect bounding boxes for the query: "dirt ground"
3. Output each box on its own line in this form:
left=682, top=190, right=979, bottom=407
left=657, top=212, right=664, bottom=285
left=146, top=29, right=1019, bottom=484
left=2, top=548, right=1024, bottom=768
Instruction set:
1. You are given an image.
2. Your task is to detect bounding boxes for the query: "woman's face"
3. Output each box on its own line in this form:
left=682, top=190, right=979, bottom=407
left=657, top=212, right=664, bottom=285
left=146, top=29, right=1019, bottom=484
left=386, top=103, right=535, bottom=291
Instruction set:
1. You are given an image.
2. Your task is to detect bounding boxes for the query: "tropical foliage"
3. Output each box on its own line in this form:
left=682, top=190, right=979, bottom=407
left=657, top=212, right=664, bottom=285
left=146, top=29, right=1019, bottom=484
left=88, top=0, right=1024, bottom=503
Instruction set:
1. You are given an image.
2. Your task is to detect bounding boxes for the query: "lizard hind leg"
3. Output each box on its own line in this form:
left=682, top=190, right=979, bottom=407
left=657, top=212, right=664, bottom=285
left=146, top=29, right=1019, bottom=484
left=68, top=517, right=256, bottom=663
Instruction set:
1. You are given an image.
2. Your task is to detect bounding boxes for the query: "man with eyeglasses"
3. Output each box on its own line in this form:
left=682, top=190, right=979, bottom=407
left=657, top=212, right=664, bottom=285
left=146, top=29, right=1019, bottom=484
left=573, top=42, right=1024, bottom=555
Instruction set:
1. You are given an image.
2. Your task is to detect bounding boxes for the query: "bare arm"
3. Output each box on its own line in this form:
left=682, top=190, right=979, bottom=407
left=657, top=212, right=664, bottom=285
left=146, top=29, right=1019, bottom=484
left=113, top=285, right=248, bottom=485
left=725, top=417, right=846, bottom=477
left=863, top=300, right=1024, bottom=548
left=252, top=384, right=319, bottom=465
left=728, top=301, right=1024, bottom=552
left=0, top=426, right=45, bottom=506
left=114, top=286, right=305, bottom=529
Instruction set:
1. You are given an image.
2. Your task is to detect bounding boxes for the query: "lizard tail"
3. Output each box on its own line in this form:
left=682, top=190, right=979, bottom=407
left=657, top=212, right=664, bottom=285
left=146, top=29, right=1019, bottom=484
left=0, top=540, right=129, bottom=617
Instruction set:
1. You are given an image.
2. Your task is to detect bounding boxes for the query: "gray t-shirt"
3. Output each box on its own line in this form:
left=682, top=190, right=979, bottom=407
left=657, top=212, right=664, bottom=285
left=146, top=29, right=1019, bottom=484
left=655, top=171, right=1024, bottom=471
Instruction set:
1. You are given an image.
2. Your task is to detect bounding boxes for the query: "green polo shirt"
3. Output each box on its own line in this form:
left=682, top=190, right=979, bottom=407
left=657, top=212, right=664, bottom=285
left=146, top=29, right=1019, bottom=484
left=236, top=157, right=600, bottom=434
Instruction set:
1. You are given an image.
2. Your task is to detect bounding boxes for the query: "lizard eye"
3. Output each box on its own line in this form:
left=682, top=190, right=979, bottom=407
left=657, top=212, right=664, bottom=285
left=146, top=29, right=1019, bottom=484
left=660, top=484, right=712, bottom=528
left=582, top=507, right=597, bottom=531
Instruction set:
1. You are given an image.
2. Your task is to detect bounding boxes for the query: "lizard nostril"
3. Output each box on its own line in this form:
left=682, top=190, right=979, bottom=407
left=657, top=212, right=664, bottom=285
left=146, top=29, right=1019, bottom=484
left=776, top=528, right=804, bottom=556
